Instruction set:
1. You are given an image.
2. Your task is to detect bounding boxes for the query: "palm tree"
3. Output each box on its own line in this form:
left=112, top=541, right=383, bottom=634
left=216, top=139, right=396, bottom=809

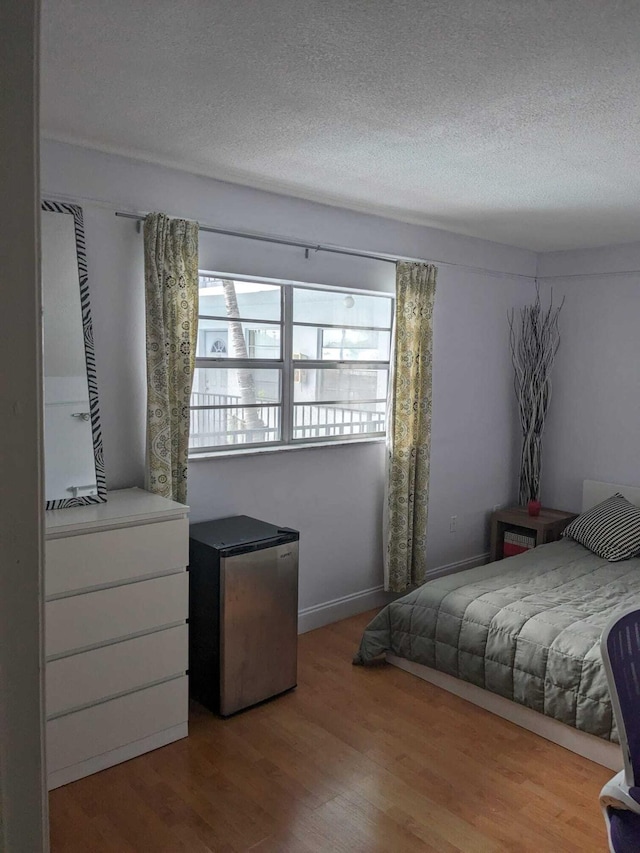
left=221, top=279, right=265, bottom=442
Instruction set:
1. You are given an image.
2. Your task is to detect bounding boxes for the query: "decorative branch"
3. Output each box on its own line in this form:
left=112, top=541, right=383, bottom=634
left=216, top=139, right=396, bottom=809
left=508, top=283, right=564, bottom=505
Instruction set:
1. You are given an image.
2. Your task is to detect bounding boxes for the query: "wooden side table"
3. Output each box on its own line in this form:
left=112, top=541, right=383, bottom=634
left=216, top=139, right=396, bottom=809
left=489, top=506, right=578, bottom=562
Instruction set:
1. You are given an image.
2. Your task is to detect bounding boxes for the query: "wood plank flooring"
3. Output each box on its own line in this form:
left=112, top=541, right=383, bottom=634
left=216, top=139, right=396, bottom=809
left=49, top=610, right=611, bottom=852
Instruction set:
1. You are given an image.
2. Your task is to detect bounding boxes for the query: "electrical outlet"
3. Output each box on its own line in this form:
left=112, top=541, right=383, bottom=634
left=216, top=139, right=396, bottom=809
left=449, top=515, right=457, bottom=533
left=493, top=504, right=501, bottom=512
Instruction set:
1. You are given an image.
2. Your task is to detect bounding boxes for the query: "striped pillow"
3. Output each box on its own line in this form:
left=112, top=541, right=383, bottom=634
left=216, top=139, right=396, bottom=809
left=563, top=493, right=640, bottom=561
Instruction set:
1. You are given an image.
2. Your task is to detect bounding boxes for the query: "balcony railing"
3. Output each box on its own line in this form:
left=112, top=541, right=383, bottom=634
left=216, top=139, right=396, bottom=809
left=190, top=392, right=384, bottom=449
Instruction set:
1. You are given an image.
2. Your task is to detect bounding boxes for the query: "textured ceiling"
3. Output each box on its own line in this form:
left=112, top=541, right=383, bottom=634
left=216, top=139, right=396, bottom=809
left=41, top=0, right=640, bottom=251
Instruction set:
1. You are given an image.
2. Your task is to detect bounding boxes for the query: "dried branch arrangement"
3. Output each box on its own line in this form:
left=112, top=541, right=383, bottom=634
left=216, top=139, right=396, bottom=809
left=509, top=284, right=564, bottom=506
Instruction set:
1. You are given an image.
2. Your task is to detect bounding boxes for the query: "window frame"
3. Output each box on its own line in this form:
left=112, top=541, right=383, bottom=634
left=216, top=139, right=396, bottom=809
left=189, top=273, right=394, bottom=455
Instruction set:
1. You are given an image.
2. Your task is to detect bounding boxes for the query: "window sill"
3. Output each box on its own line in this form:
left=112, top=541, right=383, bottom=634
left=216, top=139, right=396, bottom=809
left=188, top=436, right=386, bottom=462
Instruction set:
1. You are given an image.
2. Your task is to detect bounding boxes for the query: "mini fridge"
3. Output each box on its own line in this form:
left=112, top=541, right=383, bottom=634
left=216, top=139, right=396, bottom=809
left=188, top=515, right=299, bottom=716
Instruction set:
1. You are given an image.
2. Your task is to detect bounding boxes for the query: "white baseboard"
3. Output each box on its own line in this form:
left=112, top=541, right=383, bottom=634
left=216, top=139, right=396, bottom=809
left=423, top=551, right=489, bottom=582
left=297, top=551, right=489, bottom=634
left=298, top=585, right=392, bottom=633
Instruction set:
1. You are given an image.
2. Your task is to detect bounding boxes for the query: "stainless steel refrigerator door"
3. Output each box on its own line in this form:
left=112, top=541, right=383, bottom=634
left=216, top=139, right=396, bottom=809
left=220, top=541, right=298, bottom=715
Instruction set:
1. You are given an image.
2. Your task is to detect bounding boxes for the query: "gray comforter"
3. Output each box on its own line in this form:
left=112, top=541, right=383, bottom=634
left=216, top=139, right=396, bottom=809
left=355, top=539, right=640, bottom=741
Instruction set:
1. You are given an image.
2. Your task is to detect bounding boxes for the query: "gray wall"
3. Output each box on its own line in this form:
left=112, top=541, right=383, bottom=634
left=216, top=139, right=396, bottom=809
left=41, top=140, right=536, bottom=616
left=538, top=243, right=640, bottom=512
left=0, top=1, right=48, bottom=849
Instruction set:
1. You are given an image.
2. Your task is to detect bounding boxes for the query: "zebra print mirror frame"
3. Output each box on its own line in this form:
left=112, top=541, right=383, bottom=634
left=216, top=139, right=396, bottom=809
left=42, top=200, right=107, bottom=510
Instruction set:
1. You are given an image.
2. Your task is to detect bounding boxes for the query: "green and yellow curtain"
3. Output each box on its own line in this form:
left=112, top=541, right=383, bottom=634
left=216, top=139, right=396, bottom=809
left=384, top=262, right=437, bottom=592
left=143, top=213, right=199, bottom=504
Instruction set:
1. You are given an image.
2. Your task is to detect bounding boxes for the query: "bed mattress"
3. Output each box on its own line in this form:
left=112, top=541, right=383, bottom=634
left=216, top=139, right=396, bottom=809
left=355, top=539, right=640, bottom=741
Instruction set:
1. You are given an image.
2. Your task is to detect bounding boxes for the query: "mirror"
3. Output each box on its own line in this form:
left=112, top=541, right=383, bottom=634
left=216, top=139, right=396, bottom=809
left=42, top=201, right=106, bottom=509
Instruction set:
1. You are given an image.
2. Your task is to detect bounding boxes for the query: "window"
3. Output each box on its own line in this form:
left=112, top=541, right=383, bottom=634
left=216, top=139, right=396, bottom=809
left=190, top=275, right=393, bottom=452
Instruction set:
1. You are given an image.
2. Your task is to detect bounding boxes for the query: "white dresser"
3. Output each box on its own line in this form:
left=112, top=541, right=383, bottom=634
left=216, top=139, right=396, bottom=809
left=44, top=488, right=189, bottom=789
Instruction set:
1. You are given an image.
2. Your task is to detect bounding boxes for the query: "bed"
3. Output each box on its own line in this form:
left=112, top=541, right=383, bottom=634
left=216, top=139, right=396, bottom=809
left=355, top=480, right=640, bottom=770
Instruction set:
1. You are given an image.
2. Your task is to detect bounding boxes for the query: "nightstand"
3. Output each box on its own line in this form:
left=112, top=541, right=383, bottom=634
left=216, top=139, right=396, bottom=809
left=489, top=506, right=578, bottom=562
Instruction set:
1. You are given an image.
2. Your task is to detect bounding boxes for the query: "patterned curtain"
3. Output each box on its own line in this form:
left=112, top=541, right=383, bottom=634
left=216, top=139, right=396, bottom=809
left=144, top=213, right=199, bottom=504
left=384, top=262, right=437, bottom=592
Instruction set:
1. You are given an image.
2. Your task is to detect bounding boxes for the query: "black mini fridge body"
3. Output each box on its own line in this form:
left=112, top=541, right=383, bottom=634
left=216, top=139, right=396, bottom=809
left=188, top=515, right=299, bottom=716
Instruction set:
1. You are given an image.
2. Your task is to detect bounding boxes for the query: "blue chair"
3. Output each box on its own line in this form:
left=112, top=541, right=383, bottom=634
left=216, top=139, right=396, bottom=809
left=600, top=609, right=640, bottom=852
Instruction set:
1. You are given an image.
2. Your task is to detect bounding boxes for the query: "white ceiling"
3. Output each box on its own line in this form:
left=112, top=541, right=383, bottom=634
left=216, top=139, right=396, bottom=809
left=41, top=0, right=640, bottom=252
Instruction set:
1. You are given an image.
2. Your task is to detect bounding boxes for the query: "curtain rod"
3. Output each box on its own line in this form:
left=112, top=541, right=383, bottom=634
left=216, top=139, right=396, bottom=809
left=114, top=210, right=536, bottom=281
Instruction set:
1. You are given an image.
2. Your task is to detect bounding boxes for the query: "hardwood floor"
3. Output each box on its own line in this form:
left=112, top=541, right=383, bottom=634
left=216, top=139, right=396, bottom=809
left=49, top=610, right=611, bottom=852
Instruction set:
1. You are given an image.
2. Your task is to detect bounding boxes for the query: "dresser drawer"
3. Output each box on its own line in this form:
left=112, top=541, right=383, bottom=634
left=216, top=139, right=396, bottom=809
left=47, top=675, right=188, bottom=776
left=46, top=624, right=188, bottom=718
left=46, top=517, right=188, bottom=596
left=46, top=572, right=187, bottom=657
